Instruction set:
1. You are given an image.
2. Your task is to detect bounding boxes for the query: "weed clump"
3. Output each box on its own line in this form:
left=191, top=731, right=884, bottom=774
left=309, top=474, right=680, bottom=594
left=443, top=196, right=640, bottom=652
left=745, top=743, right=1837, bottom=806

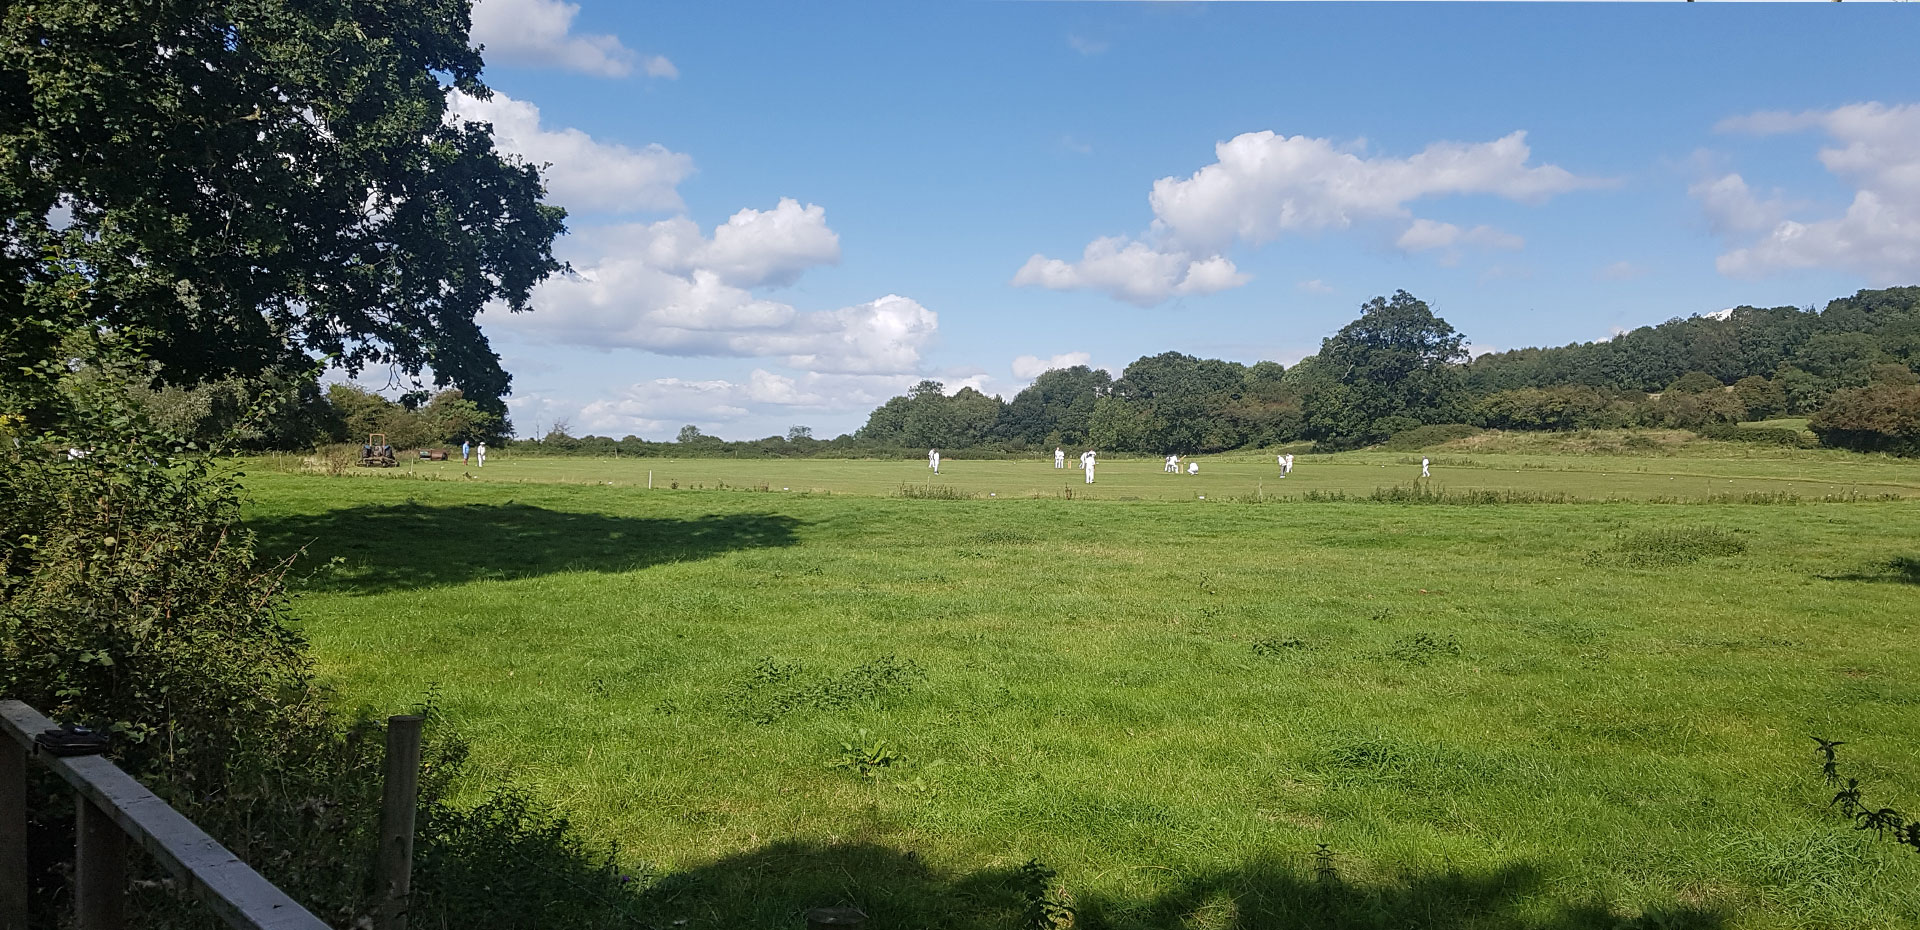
left=1386, top=632, right=1461, bottom=664
left=1251, top=636, right=1310, bottom=657
left=726, top=655, right=927, bottom=724
left=896, top=483, right=974, bottom=500
left=1591, top=526, right=1747, bottom=567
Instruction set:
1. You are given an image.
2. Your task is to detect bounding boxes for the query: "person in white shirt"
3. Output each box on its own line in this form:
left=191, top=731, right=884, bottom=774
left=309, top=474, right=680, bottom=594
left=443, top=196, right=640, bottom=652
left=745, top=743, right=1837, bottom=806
left=1165, top=454, right=1179, bottom=473
left=476, top=442, right=487, bottom=468
left=929, top=449, right=940, bottom=473
left=1284, top=453, right=1294, bottom=476
left=1054, top=447, right=1065, bottom=469
left=1080, top=450, right=1096, bottom=484
left=1187, top=461, right=1199, bottom=475
left=1420, top=457, right=1430, bottom=478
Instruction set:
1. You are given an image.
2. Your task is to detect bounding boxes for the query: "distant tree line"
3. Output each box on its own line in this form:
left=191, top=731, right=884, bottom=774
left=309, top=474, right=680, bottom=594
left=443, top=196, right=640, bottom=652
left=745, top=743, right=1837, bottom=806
left=136, top=286, right=1920, bottom=458
left=836, top=286, right=1920, bottom=456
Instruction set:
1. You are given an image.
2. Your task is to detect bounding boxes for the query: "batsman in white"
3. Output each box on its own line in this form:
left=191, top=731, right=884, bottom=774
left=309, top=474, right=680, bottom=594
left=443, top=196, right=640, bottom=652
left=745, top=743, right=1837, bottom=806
left=1165, top=454, right=1179, bottom=473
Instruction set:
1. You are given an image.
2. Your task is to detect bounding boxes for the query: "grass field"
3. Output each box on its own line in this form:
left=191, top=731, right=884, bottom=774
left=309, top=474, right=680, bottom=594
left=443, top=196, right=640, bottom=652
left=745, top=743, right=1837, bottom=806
left=242, top=448, right=1920, bottom=929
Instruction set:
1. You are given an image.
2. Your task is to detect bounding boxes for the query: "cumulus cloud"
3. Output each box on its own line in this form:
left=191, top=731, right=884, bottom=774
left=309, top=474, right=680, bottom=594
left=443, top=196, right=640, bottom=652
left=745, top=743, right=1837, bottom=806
left=1017, top=128, right=1600, bottom=305
left=447, top=90, right=692, bottom=213
left=1011, top=352, right=1093, bottom=380
left=503, top=199, right=926, bottom=374
left=1011, top=236, right=1248, bottom=307
left=1704, top=102, right=1920, bottom=281
left=470, top=0, right=666, bottom=78
left=1148, top=130, right=1603, bottom=251
left=591, top=199, right=840, bottom=288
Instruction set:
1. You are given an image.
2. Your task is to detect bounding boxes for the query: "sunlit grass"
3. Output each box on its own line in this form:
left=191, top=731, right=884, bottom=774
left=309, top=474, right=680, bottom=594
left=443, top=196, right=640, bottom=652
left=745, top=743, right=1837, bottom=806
left=242, top=460, right=1920, bottom=929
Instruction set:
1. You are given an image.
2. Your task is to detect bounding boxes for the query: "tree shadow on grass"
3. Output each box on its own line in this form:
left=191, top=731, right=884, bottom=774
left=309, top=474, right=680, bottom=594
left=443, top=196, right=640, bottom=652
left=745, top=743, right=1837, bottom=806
left=250, top=502, right=802, bottom=594
left=1819, top=555, right=1920, bottom=586
left=628, top=840, right=1728, bottom=930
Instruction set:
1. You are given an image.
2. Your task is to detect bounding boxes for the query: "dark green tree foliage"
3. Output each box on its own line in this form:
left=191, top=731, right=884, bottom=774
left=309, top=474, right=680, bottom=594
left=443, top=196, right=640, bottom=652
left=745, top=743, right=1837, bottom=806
left=1474, top=385, right=1624, bottom=432
left=1090, top=352, right=1254, bottom=453
left=1467, top=288, right=1920, bottom=404
left=856, top=380, right=1008, bottom=449
left=1300, top=291, right=1466, bottom=446
left=1663, top=371, right=1725, bottom=395
left=0, top=0, right=567, bottom=421
left=996, top=365, right=1112, bottom=446
left=1810, top=383, right=1920, bottom=457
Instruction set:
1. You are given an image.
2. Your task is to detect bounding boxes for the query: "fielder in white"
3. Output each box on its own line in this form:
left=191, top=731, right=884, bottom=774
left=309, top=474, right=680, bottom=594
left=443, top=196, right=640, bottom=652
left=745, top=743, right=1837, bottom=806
left=476, top=442, right=486, bottom=468
left=929, top=449, right=940, bottom=473
left=1420, top=457, right=1430, bottom=478
left=1284, top=453, right=1294, bottom=475
left=1054, top=447, right=1065, bottom=468
left=1081, top=450, right=1096, bottom=484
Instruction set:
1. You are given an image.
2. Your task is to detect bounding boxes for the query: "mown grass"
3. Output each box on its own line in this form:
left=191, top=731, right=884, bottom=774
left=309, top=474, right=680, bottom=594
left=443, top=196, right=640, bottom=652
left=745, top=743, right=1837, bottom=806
left=240, top=460, right=1920, bottom=929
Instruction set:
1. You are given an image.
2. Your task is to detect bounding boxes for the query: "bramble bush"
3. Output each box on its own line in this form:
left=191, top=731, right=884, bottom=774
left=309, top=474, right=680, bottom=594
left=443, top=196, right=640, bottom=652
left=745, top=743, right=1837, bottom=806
left=1, top=345, right=643, bottom=928
left=1809, top=383, right=1920, bottom=457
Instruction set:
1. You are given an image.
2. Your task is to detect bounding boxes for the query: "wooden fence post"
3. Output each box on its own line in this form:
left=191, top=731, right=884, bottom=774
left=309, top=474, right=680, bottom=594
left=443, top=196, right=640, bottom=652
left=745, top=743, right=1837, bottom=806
left=0, top=738, right=26, bottom=930
left=74, top=793, right=125, bottom=930
left=375, top=716, right=424, bottom=930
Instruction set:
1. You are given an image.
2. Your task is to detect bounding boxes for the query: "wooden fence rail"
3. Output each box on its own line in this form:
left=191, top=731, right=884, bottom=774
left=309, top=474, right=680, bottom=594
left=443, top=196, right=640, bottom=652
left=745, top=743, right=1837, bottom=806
left=0, top=700, right=333, bottom=930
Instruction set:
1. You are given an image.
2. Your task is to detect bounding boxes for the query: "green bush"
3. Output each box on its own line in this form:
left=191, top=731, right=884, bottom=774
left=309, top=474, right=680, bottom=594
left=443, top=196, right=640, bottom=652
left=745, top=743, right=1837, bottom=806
left=1810, top=383, right=1920, bottom=457
left=1378, top=423, right=1483, bottom=450
left=1, top=358, right=645, bottom=927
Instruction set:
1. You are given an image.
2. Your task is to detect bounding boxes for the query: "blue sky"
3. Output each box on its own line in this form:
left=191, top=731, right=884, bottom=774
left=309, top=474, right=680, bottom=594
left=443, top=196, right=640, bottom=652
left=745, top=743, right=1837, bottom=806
left=451, top=1, right=1920, bottom=440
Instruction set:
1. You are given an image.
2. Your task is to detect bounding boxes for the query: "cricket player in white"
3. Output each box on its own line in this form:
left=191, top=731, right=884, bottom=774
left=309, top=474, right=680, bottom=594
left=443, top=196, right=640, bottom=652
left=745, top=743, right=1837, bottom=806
left=1187, top=461, right=1199, bottom=475
left=1420, top=457, right=1430, bottom=478
left=1165, top=454, right=1179, bottom=473
left=1054, top=447, right=1065, bottom=468
left=1284, top=453, right=1294, bottom=476
left=476, top=442, right=486, bottom=468
left=929, top=449, right=940, bottom=473
left=1081, top=450, right=1096, bottom=484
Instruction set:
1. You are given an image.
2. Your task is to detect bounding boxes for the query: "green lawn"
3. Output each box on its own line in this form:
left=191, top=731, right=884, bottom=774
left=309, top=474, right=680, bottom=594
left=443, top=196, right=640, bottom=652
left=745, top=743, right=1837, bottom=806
left=241, top=456, right=1920, bottom=929
left=282, top=442, right=1920, bottom=503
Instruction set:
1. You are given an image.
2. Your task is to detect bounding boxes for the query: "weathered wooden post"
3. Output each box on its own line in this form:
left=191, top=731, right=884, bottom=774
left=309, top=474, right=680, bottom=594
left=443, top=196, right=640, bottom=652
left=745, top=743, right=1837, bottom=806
left=1, top=737, right=27, bottom=930
left=375, top=715, right=424, bottom=930
left=74, top=795, right=126, bottom=930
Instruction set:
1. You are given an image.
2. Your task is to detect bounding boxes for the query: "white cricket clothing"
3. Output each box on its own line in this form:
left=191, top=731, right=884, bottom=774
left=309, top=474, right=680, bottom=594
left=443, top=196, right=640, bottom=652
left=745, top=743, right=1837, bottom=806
left=1187, top=462, right=1199, bottom=475
left=1420, top=457, right=1430, bottom=478
left=1054, top=448, right=1065, bottom=468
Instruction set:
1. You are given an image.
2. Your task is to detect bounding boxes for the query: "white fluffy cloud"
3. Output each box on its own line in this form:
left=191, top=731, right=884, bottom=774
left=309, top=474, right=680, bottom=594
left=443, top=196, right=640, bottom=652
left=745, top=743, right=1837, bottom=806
left=591, top=199, right=841, bottom=288
left=503, top=199, right=929, bottom=375
left=470, top=0, right=673, bottom=79
left=1011, top=352, right=1092, bottom=380
left=1149, top=130, right=1596, bottom=251
left=1017, top=128, right=1599, bottom=305
left=448, top=90, right=692, bottom=213
left=1703, top=103, right=1920, bottom=282
left=1011, top=236, right=1248, bottom=307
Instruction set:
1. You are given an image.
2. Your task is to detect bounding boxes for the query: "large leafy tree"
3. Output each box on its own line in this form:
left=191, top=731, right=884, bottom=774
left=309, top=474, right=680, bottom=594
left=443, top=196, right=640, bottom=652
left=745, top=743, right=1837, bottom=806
left=1303, top=290, right=1467, bottom=444
left=1, top=0, right=566, bottom=421
left=996, top=364, right=1111, bottom=446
